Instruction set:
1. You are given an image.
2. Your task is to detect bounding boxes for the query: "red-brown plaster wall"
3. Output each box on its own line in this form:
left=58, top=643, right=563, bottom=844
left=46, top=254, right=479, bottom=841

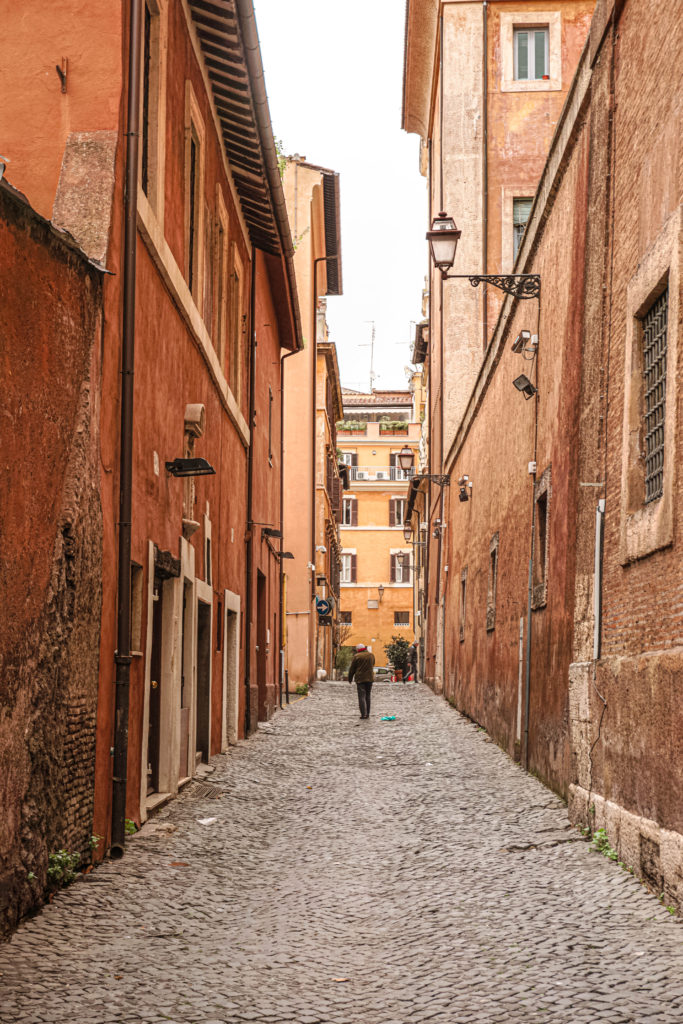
left=444, top=121, right=590, bottom=794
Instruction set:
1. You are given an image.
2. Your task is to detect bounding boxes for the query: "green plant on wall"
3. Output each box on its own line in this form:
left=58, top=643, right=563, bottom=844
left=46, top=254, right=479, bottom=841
left=47, top=849, right=81, bottom=889
left=384, top=635, right=411, bottom=674
left=274, top=137, right=287, bottom=181
left=336, top=420, right=367, bottom=432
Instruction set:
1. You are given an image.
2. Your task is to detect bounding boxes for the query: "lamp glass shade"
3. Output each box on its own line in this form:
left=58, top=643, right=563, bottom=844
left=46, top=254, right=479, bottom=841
left=397, top=445, right=414, bottom=472
left=403, top=521, right=413, bottom=543
left=427, top=213, right=461, bottom=272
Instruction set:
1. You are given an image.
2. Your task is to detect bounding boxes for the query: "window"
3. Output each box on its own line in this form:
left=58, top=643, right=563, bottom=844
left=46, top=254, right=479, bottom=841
left=185, top=83, right=205, bottom=303
left=214, top=213, right=228, bottom=361
left=641, top=288, right=668, bottom=504
left=339, top=452, right=354, bottom=466
left=532, top=467, right=551, bottom=608
left=203, top=202, right=213, bottom=328
left=390, top=452, right=412, bottom=480
left=340, top=611, right=352, bottom=624
left=394, top=611, right=410, bottom=626
left=139, top=0, right=166, bottom=214
left=227, top=244, right=244, bottom=400
left=459, top=567, right=468, bottom=642
left=341, top=553, right=356, bottom=583
left=487, top=533, right=499, bottom=632
left=342, top=497, right=357, bottom=526
left=389, top=498, right=406, bottom=526
left=513, top=198, right=533, bottom=261
left=514, top=26, right=549, bottom=81
left=391, top=553, right=410, bottom=584
left=268, top=386, right=273, bottom=467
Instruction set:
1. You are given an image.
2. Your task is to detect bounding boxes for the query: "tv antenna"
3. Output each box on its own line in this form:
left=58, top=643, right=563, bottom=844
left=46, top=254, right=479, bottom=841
left=360, top=320, right=376, bottom=392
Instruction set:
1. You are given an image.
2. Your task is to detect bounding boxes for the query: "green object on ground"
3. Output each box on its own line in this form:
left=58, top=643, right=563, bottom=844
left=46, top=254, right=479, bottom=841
left=380, top=715, right=396, bottom=721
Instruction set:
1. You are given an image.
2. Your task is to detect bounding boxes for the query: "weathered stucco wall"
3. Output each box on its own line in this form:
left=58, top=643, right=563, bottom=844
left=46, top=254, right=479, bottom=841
left=0, top=184, right=103, bottom=935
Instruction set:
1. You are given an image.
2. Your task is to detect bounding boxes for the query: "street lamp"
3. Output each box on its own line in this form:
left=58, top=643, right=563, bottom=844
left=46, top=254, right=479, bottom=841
left=403, top=520, right=413, bottom=543
left=426, top=212, right=461, bottom=275
left=427, top=212, right=540, bottom=299
left=377, top=585, right=385, bottom=602
left=398, top=445, right=414, bottom=475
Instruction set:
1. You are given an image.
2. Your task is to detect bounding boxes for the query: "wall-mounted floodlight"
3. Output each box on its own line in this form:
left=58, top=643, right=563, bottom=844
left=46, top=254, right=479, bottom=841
left=276, top=551, right=294, bottom=560
left=166, top=457, right=215, bottom=477
left=0, top=156, right=9, bottom=183
left=513, top=374, right=537, bottom=400
left=262, top=527, right=282, bottom=538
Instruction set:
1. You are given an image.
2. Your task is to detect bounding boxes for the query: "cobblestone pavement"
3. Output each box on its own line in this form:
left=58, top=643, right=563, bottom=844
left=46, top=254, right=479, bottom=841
left=2, top=681, right=683, bottom=1024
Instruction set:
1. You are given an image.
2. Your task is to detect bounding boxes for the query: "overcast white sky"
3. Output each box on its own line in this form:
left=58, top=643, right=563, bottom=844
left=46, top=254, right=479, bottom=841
left=252, top=0, right=428, bottom=392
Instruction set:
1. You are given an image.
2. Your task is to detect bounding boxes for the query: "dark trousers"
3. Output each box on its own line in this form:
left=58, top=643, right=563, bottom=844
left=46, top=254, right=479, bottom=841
left=356, top=681, right=373, bottom=718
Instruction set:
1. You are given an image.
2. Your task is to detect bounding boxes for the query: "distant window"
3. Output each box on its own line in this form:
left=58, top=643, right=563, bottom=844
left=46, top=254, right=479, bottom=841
left=459, top=567, right=468, bottom=642
left=641, top=288, right=668, bottom=504
left=140, top=0, right=165, bottom=211
left=342, top=497, right=356, bottom=526
left=391, top=553, right=410, bottom=584
left=532, top=467, right=551, bottom=608
left=486, top=533, right=499, bottom=632
left=341, top=553, right=356, bottom=583
left=130, top=562, right=143, bottom=652
left=340, top=610, right=352, bottom=624
left=514, top=26, right=549, bottom=81
left=394, top=611, right=410, bottom=626
left=513, top=198, right=534, bottom=260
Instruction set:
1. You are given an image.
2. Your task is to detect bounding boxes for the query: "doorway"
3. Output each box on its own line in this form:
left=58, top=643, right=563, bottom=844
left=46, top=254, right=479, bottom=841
left=179, top=580, right=193, bottom=780
left=147, top=572, right=164, bottom=794
left=196, top=600, right=212, bottom=762
left=256, top=571, right=267, bottom=721
left=224, top=604, right=239, bottom=746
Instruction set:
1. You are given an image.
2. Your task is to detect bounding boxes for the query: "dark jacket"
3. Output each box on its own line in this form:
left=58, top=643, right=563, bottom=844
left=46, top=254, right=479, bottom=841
left=348, top=650, right=375, bottom=684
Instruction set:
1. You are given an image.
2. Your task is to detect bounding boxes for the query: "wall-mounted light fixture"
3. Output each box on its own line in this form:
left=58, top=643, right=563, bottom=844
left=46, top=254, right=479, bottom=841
left=397, top=446, right=415, bottom=475
left=377, top=584, right=385, bottom=602
left=165, top=457, right=215, bottom=477
left=512, top=374, right=537, bottom=400
left=276, top=551, right=294, bottom=560
left=427, top=212, right=540, bottom=299
left=403, top=520, right=414, bottom=543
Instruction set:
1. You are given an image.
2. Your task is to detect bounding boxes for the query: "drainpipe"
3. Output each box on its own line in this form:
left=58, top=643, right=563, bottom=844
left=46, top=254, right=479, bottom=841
left=244, top=255, right=257, bottom=734
left=279, top=344, right=299, bottom=702
left=482, top=0, right=489, bottom=353
left=522, top=334, right=541, bottom=770
left=111, top=0, right=143, bottom=858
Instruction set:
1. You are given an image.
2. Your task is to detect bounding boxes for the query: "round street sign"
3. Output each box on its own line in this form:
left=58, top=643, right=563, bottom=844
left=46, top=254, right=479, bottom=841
left=316, top=598, right=331, bottom=616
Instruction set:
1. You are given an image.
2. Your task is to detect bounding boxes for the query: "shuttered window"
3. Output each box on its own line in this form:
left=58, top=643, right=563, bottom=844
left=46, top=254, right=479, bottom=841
left=642, top=288, right=668, bottom=504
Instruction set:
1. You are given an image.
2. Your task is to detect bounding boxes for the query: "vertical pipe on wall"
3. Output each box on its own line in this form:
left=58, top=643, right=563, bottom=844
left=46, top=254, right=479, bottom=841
left=482, top=0, right=489, bottom=353
left=111, top=0, right=143, bottom=858
left=244, top=255, right=257, bottom=735
left=280, top=343, right=298, bottom=704
left=593, top=499, right=606, bottom=661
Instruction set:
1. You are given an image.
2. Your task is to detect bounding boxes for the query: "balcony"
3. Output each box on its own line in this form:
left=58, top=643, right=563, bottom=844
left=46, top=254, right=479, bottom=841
left=347, top=465, right=413, bottom=483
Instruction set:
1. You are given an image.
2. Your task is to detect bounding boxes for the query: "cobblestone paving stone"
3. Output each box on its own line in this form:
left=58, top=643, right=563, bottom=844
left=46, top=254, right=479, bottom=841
left=2, top=681, right=683, bottom=1024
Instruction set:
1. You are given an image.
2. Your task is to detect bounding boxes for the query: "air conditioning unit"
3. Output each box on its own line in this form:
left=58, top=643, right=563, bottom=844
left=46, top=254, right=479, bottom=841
left=355, top=471, right=368, bottom=480
left=375, top=471, right=389, bottom=480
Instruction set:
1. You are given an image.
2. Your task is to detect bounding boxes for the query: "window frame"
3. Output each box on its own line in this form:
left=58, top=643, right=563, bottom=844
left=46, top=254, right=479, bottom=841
left=513, top=26, right=549, bottom=82
left=459, top=567, right=468, bottom=642
left=620, top=208, right=680, bottom=564
left=394, top=610, right=410, bottom=626
left=486, top=533, right=499, bottom=632
left=184, top=81, right=206, bottom=307
left=500, top=11, right=562, bottom=93
left=532, top=467, right=551, bottom=610
left=513, top=198, right=534, bottom=262
left=138, top=0, right=168, bottom=220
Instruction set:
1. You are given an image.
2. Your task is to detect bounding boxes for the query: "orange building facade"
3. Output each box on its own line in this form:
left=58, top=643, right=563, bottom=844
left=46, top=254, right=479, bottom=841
left=338, top=392, right=420, bottom=666
left=0, top=0, right=302, bottom=905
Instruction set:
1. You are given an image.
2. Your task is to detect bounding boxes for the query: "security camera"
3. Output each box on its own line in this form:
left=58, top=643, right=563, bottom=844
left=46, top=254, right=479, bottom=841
left=511, top=330, right=531, bottom=354
left=315, top=545, right=327, bottom=553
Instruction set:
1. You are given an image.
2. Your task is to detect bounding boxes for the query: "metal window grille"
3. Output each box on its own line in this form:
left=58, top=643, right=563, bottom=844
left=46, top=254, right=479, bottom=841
left=642, top=288, right=668, bottom=503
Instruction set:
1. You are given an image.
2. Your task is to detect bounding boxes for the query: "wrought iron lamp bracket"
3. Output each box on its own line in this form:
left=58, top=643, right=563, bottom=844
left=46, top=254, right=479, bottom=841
left=443, top=273, right=541, bottom=300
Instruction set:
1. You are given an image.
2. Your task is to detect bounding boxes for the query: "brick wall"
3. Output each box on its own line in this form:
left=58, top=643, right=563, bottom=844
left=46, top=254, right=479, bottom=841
left=0, top=184, right=103, bottom=935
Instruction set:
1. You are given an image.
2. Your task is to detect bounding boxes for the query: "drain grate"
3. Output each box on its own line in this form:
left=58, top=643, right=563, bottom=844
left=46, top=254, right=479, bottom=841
left=191, top=782, right=225, bottom=799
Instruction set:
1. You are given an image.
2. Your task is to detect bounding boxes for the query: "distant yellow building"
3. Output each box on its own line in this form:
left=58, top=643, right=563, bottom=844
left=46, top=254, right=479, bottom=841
left=338, top=390, right=420, bottom=666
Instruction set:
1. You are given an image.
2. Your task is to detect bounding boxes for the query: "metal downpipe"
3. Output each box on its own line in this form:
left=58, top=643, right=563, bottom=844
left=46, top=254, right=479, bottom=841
left=111, top=0, right=143, bottom=857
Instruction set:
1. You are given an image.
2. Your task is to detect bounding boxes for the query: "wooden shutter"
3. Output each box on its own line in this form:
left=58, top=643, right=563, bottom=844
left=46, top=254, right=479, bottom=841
left=389, top=499, right=395, bottom=527
left=390, top=554, right=396, bottom=583
left=351, top=499, right=358, bottom=526
left=351, top=554, right=357, bottom=583
left=389, top=453, right=397, bottom=467
left=351, top=453, right=358, bottom=467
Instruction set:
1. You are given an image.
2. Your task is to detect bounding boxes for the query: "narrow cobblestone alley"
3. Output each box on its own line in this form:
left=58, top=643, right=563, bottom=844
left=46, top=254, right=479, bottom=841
left=2, top=682, right=683, bottom=1024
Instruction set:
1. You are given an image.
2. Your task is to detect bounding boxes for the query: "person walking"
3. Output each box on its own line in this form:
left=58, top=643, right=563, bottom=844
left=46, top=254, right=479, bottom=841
left=348, top=643, right=375, bottom=719
left=407, top=640, right=419, bottom=684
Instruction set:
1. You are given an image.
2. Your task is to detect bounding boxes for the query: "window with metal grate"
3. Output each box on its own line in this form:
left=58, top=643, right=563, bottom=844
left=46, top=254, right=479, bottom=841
left=642, top=288, right=668, bottom=503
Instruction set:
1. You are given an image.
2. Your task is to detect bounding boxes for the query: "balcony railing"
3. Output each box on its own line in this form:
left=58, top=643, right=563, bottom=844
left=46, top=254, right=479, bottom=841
left=346, top=465, right=413, bottom=482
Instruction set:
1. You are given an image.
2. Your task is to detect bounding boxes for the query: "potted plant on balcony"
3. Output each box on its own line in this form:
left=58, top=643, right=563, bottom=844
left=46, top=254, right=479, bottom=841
left=379, top=419, right=409, bottom=435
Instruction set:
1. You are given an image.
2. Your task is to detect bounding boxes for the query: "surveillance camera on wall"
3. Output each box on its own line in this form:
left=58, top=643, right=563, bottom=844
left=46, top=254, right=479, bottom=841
left=511, top=330, right=531, bottom=354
